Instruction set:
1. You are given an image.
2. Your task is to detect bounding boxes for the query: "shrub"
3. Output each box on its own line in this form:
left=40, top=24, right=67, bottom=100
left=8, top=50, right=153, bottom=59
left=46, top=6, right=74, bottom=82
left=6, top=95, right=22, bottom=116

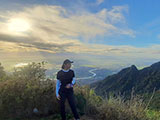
left=0, top=62, right=156, bottom=120
left=75, top=86, right=150, bottom=120
left=0, top=62, right=60, bottom=119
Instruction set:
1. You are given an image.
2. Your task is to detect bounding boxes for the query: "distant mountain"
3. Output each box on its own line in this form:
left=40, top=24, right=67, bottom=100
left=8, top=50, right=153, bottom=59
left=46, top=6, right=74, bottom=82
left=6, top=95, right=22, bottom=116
left=75, top=67, right=115, bottom=85
left=46, top=66, right=115, bottom=85
left=90, top=61, right=160, bottom=98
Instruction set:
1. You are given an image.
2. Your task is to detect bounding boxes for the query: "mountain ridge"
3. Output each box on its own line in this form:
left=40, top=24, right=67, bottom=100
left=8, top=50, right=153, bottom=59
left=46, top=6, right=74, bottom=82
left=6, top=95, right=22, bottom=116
left=90, top=61, right=160, bottom=97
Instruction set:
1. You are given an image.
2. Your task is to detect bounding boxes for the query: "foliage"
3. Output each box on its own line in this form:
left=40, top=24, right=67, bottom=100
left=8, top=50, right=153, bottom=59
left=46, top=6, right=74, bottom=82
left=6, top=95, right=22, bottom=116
left=0, top=62, right=159, bottom=120
left=0, top=62, right=59, bottom=119
left=0, top=63, right=8, bottom=82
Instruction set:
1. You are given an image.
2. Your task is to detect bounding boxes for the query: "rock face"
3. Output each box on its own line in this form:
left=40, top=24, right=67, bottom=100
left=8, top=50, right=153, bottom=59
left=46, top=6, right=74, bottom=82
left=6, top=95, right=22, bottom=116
left=90, top=61, right=160, bottom=97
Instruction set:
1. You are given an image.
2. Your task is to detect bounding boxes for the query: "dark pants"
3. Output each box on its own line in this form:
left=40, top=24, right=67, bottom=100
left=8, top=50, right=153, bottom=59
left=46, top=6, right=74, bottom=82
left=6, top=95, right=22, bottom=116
left=58, top=89, right=80, bottom=120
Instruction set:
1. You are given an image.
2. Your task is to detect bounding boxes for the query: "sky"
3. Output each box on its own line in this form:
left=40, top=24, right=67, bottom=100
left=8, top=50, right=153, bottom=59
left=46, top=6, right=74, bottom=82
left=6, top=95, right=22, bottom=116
left=0, top=0, right=160, bottom=71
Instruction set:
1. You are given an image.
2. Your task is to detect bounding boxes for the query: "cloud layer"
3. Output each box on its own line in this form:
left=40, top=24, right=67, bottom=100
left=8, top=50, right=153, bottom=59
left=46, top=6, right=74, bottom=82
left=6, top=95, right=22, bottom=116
left=0, top=4, right=160, bottom=71
left=0, top=5, right=135, bottom=53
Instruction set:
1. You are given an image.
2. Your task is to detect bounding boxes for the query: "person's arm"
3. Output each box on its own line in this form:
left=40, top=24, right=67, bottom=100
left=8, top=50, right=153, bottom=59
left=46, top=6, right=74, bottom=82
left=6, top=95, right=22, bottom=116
left=71, top=70, right=76, bottom=87
left=56, top=79, right=61, bottom=97
left=70, top=77, right=76, bottom=87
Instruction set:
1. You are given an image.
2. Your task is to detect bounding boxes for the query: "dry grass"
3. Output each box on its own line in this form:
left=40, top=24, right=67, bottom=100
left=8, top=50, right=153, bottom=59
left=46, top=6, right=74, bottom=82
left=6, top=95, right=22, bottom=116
left=77, top=86, right=150, bottom=120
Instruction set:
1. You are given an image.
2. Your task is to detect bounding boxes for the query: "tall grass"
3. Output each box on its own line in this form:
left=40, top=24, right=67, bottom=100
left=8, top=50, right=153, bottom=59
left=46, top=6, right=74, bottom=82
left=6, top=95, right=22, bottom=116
left=74, top=85, right=150, bottom=120
left=0, top=62, right=159, bottom=120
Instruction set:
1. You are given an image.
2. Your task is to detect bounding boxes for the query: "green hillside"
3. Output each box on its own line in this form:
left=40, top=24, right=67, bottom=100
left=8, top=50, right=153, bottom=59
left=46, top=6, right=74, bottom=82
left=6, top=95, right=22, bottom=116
left=0, top=62, right=159, bottom=120
left=90, top=61, right=160, bottom=110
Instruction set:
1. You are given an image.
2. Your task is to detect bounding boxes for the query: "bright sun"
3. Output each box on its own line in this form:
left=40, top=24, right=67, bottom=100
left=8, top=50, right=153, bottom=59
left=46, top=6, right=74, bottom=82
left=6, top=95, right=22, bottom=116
left=8, top=18, right=30, bottom=32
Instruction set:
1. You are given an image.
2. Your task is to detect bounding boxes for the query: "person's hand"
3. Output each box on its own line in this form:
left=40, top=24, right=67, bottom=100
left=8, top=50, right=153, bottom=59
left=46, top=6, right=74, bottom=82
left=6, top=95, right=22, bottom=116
left=57, top=94, right=61, bottom=100
left=65, top=83, right=72, bottom=89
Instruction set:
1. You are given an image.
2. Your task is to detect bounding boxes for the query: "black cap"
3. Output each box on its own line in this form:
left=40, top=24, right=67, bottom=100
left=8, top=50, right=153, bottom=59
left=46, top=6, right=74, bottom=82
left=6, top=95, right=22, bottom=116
left=63, top=59, right=74, bottom=64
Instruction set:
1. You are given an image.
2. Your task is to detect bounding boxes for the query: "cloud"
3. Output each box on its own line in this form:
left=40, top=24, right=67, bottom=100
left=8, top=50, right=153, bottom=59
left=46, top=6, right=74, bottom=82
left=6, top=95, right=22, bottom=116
left=69, top=43, right=160, bottom=58
left=0, top=4, right=135, bottom=53
left=1, top=5, right=134, bottom=36
left=0, top=4, right=159, bottom=71
left=157, top=34, right=160, bottom=40
left=0, top=33, right=81, bottom=53
left=96, top=0, right=104, bottom=5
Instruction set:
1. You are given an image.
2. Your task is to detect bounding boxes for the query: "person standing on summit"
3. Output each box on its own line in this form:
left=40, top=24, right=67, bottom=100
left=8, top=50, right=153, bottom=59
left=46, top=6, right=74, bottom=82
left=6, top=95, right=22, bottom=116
left=56, top=59, right=80, bottom=120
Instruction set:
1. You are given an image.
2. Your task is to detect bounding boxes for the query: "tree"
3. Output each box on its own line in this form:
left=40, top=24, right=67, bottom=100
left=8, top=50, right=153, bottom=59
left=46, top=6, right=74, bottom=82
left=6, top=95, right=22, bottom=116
left=0, top=63, right=6, bottom=82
